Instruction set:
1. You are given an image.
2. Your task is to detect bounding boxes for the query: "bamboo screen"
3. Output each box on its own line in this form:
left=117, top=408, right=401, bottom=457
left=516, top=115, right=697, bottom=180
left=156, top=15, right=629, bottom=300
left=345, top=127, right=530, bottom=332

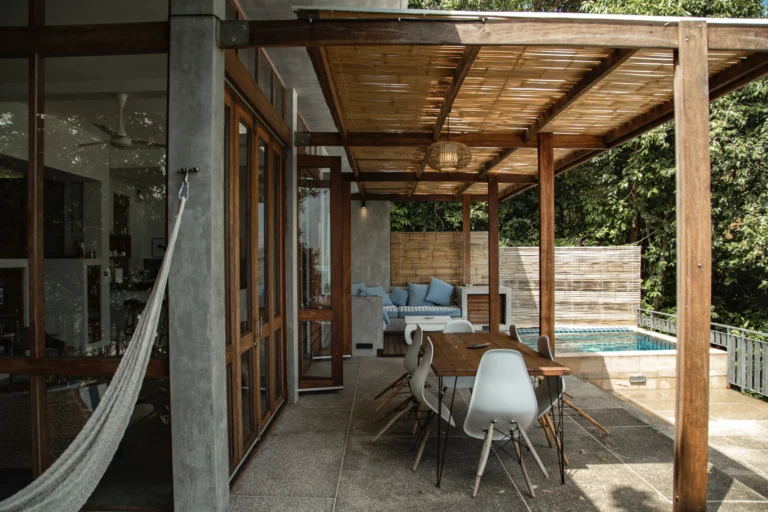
left=390, top=232, right=641, bottom=326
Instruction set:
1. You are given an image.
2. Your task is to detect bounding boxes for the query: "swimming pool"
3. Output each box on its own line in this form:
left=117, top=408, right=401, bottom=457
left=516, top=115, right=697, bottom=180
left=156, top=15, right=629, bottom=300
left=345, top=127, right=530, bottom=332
left=519, top=331, right=676, bottom=353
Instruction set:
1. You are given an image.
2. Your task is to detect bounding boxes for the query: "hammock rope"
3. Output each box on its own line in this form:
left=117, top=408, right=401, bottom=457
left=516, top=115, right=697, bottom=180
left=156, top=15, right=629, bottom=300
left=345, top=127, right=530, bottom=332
left=0, top=192, right=188, bottom=512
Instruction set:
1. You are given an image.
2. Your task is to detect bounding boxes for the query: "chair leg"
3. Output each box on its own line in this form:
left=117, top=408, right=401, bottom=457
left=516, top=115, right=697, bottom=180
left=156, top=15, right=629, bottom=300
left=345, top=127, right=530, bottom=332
left=544, top=413, right=569, bottom=466
left=514, top=432, right=535, bottom=498
left=519, top=427, right=549, bottom=479
left=376, top=378, right=408, bottom=412
left=412, top=402, right=423, bottom=434
left=374, top=400, right=414, bottom=441
left=374, top=372, right=407, bottom=400
left=412, top=412, right=434, bottom=471
left=564, top=398, right=609, bottom=435
left=539, top=417, right=552, bottom=448
left=472, top=423, right=495, bottom=498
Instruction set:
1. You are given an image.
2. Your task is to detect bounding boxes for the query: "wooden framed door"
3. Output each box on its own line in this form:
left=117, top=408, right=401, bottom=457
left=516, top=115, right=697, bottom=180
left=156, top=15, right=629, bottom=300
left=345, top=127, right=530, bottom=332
left=224, top=89, right=286, bottom=474
left=296, top=154, right=347, bottom=390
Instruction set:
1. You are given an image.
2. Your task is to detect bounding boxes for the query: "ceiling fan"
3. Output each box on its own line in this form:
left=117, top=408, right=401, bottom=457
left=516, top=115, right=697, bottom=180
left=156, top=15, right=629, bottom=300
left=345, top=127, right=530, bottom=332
left=77, top=93, right=166, bottom=150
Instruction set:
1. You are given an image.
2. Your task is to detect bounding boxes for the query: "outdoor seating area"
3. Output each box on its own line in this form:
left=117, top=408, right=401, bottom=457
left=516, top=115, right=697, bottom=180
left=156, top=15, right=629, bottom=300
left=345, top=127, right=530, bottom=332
left=230, top=356, right=768, bottom=511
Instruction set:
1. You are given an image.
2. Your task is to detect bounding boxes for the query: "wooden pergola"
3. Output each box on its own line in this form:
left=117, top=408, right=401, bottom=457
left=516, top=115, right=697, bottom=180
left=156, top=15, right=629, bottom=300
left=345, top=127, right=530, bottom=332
left=221, top=7, right=768, bottom=510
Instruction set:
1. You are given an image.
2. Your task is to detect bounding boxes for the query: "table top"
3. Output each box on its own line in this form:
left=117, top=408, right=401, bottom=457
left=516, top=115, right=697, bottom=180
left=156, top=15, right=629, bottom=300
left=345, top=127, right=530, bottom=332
left=428, top=332, right=572, bottom=378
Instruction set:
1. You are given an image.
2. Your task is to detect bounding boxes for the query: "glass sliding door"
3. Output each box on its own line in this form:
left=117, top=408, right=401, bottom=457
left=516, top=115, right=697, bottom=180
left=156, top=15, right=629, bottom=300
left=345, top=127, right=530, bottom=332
left=224, top=89, right=286, bottom=474
left=297, top=155, right=345, bottom=389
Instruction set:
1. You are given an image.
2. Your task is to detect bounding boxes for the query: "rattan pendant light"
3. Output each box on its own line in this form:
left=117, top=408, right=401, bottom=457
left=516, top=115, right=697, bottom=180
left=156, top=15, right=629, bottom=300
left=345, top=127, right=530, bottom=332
left=424, top=116, right=471, bottom=171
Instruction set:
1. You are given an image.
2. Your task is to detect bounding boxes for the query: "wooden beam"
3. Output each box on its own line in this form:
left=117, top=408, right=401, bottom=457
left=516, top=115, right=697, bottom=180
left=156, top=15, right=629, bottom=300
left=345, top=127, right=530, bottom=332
left=538, top=133, right=555, bottom=352
left=408, top=161, right=426, bottom=198
left=455, top=148, right=519, bottom=196
left=672, top=20, right=711, bottom=511
left=343, top=172, right=536, bottom=183
left=707, top=25, right=768, bottom=51
left=329, top=156, right=344, bottom=387
left=351, top=193, right=488, bottom=202
left=488, top=177, right=500, bottom=334
left=236, top=19, right=678, bottom=49
left=298, top=131, right=606, bottom=149
left=523, top=49, right=637, bottom=142
left=306, top=46, right=365, bottom=197
left=462, top=194, right=471, bottom=285
left=433, top=45, right=481, bottom=141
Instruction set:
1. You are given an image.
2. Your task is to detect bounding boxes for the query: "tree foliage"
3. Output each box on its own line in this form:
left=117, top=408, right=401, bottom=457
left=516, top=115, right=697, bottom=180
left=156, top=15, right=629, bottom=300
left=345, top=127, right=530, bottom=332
left=398, top=0, right=768, bottom=331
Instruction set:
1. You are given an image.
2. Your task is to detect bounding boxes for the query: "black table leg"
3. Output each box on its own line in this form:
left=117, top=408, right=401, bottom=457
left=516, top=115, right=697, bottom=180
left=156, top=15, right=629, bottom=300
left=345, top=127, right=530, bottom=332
left=435, top=377, right=458, bottom=487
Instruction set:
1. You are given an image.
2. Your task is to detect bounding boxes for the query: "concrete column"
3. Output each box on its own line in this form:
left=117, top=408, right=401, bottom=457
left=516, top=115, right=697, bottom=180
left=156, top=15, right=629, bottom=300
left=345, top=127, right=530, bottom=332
left=167, top=1, right=229, bottom=511
left=285, top=88, right=299, bottom=404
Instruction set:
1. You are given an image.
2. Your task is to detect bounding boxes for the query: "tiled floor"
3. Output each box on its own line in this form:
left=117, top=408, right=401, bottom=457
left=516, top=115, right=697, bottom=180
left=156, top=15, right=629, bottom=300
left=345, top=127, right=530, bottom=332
left=231, top=357, right=768, bottom=511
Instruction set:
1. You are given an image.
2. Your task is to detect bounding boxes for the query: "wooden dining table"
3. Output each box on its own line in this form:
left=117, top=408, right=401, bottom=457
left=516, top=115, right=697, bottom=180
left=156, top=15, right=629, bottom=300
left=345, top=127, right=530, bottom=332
left=427, top=332, right=572, bottom=487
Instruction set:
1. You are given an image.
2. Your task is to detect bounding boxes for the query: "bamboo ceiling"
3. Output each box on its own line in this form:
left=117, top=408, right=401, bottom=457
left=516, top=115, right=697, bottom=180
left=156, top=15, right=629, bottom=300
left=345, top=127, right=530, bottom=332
left=296, top=8, right=762, bottom=200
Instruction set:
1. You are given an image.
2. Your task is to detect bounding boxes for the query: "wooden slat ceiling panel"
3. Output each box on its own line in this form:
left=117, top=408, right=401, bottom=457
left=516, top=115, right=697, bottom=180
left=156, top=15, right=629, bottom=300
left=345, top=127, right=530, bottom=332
left=327, top=45, right=466, bottom=132
left=494, top=148, right=573, bottom=174
left=451, top=46, right=613, bottom=134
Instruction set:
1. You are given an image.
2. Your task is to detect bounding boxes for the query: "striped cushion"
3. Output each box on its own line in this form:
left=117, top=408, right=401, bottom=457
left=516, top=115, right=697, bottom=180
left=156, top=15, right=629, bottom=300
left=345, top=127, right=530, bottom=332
left=397, top=305, right=462, bottom=318
left=383, top=305, right=399, bottom=319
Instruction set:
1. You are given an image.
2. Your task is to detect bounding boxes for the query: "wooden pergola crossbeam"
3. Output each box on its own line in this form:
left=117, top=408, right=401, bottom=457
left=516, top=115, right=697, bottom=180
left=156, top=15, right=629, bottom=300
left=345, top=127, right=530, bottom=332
left=455, top=147, right=519, bottom=196
left=297, top=132, right=606, bottom=149
left=523, top=48, right=637, bottom=142
left=433, top=45, right=481, bottom=141
left=352, top=193, right=489, bottom=202
left=343, top=172, right=535, bottom=183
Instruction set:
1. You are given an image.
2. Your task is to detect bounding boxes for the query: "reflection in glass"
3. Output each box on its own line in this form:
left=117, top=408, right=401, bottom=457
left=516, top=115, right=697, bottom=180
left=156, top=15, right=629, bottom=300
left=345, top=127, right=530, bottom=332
left=274, top=329, right=283, bottom=399
left=239, top=122, right=252, bottom=335
left=259, top=337, right=270, bottom=420
left=300, top=321, right=332, bottom=379
left=0, top=58, right=28, bottom=358
left=42, top=54, right=167, bottom=358
left=0, top=374, right=33, bottom=500
left=272, top=151, right=282, bottom=316
left=258, top=52, right=272, bottom=102
left=241, top=350, right=254, bottom=442
left=44, top=0, right=168, bottom=25
left=298, top=170, right=331, bottom=309
left=0, top=2, right=28, bottom=26
left=257, top=139, right=268, bottom=323
left=45, top=376, right=172, bottom=509
left=226, top=363, right=234, bottom=464
left=224, top=105, right=231, bottom=346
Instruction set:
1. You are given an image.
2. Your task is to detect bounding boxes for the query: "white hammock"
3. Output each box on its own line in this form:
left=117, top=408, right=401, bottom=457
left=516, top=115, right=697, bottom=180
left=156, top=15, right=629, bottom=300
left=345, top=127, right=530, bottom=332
left=0, top=196, right=187, bottom=512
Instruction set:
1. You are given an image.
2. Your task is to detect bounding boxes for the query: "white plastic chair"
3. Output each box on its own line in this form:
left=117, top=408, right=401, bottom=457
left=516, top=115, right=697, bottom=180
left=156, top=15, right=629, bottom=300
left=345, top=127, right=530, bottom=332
left=373, top=337, right=454, bottom=452
left=464, top=349, right=548, bottom=498
left=509, top=324, right=522, bottom=342
left=534, top=335, right=568, bottom=464
left=373, top=326, right=423, bottom=412
left=441, top=319, right=476, bottom=390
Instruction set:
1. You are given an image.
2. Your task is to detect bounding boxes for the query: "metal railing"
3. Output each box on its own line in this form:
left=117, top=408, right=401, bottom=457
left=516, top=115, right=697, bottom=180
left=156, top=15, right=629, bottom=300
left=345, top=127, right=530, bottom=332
left=637, top=308, right=768, bottom=398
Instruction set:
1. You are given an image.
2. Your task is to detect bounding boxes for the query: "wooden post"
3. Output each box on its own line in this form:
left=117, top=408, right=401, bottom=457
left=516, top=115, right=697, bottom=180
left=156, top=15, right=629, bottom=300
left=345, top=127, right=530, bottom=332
left=488, top=177, right=499, bottom=334
left=342, top=180, right=352, bottom=356
left=673, top=20, right=711, bottom=511
left=329, top=156, right=344, bottom=387
left=538, top=133, right=555, bottom=352
left=462, top=194, right=471, bottom=285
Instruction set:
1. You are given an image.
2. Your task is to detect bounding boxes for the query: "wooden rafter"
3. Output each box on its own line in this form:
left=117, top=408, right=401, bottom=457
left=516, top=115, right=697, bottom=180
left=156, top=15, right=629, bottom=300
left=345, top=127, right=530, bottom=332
left=454, top=148, right=519, bottom=196
left=343, top=172, right=536, bottom=183
left=433, top=45, right=481, bottom=141
left=306, top=46, right=365, bottom=197
left=352, top=193, right=489, bottom=202
left=523, top=48, right=637, bottom=142
left=297, top=132, right=606, bottom=149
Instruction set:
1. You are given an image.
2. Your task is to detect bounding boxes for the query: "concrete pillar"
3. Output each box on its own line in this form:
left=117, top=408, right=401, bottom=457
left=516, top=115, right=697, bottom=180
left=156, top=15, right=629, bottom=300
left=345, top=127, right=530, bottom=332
left=285, top=88, right=299, bottom=404
left=167, top=1, right=229, bottom=510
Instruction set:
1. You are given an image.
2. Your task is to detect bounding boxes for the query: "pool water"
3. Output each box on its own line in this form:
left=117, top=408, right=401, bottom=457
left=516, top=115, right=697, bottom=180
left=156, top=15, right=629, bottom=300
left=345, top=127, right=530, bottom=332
left=519, top=331, right=676, bottom=353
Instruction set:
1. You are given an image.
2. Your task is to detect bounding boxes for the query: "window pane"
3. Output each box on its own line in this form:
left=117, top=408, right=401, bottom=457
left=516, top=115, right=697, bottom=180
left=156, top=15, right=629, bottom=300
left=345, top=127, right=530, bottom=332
left=45, top=0, right=168, bottom=24
left=272, top=150, right=281, bottom=316
left=274, top=329, right=283, bottom=399
left=46, top=376, right=172, bottom=509
left=0, top=374, right=33, bottom=500
left=0, top=2, right=27, bottom=26
left=257, top=139, right=268, bottom=323
left=0, top=58, right=28, bottom=358
left=300, top=321, right=331, bottom=379
left=43, top=54, right=167, bottom=358
left=239, top=47, right=256, bottom=82
left=259, top=337, right=269, bottom=420
left=225, top=0, right=238, bottom=21
left=224, top=105, right=232, bottom=346
left=241, top=350, right=255, bottom=442
left=238, top=122, right=252, bottom=335
left=275, top=82, right=285, bottom=119
left=298, top=171, right=331, bottom=309
left=258, top=52, right=272, bottom=102
left=226, top=363, right=234, bottom=464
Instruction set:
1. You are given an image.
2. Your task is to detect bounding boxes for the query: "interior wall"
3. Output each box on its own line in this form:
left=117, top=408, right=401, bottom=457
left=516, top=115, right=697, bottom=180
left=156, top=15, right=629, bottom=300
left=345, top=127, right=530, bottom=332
left=351, top=200, right=390, bottom=289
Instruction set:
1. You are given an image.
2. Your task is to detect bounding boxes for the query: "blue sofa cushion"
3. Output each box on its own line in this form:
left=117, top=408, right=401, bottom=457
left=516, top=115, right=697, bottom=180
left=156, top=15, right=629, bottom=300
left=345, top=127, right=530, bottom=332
left=425, top=276, right=454, bottom=306
left=352, top=282, right=366, bottom=296
left=383, top=305, right=399, bottom=319
left=390, top=286, right=409, bottom=307
left=407, top=283, right=434, bottom=307
left=360, top=286, right=393, bottom=307
left=398, top=305, right=462, bottom=318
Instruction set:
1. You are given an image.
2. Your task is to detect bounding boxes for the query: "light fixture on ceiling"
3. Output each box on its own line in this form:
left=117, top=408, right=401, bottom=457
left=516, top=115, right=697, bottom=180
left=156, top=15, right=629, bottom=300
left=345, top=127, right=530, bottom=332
left=424, top=115, right=471, bottom=171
